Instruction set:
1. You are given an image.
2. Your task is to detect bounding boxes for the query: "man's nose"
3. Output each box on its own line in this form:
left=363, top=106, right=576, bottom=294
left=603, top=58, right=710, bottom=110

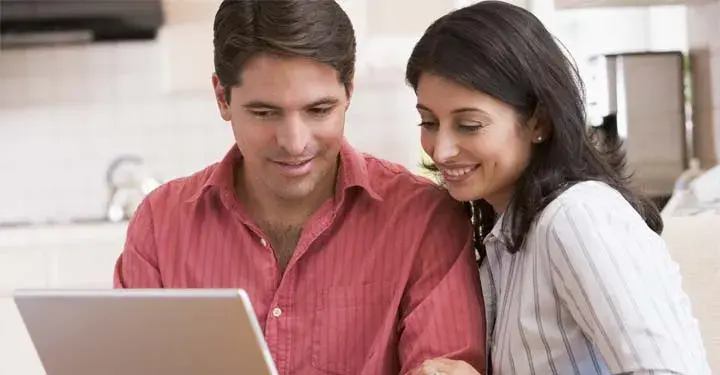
left=276, top=115, right=311, bottom=156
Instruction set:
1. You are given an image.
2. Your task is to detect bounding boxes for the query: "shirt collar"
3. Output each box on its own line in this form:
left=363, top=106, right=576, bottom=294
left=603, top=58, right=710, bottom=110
left=184, top=144, right=239, bottom=203
left=186, top=139, right=383, bottom=203
left=335, top=139, right=383, bottom=201
left=485, top=211, right=510, bottom=246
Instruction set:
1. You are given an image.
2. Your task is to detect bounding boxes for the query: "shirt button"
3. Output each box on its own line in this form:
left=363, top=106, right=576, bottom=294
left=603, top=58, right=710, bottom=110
left=272, top=307, right=282, bottom=318
left=260, top=238, right=268, bottom=247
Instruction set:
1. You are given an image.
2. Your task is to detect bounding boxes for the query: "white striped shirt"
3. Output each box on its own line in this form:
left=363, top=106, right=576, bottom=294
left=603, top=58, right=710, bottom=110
left=481, top=181, right=711, bottom=375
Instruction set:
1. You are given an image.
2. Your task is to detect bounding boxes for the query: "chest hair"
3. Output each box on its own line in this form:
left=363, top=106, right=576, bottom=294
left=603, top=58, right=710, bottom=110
left=259, top=220, right=303, bottom=271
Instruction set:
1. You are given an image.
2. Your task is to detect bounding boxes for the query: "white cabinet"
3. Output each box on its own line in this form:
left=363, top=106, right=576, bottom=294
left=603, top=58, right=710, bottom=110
left=0, top=223, right=127, bottom=375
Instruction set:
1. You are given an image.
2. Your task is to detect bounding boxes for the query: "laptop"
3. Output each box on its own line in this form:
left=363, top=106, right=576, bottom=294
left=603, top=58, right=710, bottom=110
left=13, top=288, right=278, bottom=375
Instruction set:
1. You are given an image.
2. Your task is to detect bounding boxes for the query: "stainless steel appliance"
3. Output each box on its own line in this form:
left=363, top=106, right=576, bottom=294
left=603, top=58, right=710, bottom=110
left=587, top=51, right=689, bottom=200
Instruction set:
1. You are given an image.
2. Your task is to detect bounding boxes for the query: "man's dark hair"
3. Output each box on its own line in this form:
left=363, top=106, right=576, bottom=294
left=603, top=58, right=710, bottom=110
left=213, top=0, right=356, bottom=101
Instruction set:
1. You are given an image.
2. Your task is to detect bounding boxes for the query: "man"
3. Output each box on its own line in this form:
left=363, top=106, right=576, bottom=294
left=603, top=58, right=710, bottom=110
left=113, top=1, right=485, bottom=374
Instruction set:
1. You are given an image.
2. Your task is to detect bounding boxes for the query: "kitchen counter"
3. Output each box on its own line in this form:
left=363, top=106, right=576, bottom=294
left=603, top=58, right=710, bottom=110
left=0, top=221, right=129, bottom=375
left=0, top=221, right=128, bottom=249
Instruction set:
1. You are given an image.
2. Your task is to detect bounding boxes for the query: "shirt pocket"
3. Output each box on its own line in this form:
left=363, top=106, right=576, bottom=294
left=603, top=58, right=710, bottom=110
left=311, top=282, right=393, bottom=375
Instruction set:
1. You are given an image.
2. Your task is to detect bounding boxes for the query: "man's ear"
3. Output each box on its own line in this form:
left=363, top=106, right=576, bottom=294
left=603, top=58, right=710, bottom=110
left=344, top=82, right=354, bottom=110
left=212, top=73, right=232, bottom=122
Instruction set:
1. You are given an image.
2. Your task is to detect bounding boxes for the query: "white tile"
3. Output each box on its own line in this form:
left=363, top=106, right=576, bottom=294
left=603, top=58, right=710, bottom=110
left=0, top=76, right=50, bottom=107
left=18, top=46, right=61, bottom=79
left=366, top=0, right=454, bottom=36
left=0, top=91, right=225, bottom=222
left=77, top=42, right=120, bottom=76
left=158, top=24, right=215, bottom=93
left=0, top=34, right=426, bottom=224
left=115, top=41, right=162, bottom=74
left=162, top=0, right=219, bottom=25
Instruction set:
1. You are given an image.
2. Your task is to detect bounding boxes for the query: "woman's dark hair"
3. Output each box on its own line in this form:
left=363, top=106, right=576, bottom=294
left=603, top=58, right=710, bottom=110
left=405, top=1, right=663, bottom=257
left=213, top=0, right=356, bottom=102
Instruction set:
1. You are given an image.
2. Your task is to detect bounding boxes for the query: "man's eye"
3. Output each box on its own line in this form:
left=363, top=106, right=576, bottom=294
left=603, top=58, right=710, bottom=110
left=251, top=110, right=276, bottom=118
left=309, top=106, right=333, bottom=116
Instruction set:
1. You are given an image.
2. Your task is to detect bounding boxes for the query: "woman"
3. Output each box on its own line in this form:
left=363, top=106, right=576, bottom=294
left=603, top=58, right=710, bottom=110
left=407, top=2, right=711, bottom=375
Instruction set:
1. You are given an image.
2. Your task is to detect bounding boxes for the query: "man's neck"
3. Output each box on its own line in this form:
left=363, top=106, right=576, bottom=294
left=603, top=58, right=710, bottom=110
left=236, top=167, right=337, bottom=227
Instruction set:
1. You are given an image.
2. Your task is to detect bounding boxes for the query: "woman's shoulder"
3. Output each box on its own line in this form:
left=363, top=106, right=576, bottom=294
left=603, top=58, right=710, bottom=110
left=553, top=180, right=629, bottom=208
left=533, top=180, right=645, bottom=234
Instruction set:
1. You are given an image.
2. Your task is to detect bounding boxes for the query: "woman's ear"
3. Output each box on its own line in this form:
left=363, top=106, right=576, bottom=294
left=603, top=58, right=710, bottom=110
left=528, top=104, right=551, bottom=143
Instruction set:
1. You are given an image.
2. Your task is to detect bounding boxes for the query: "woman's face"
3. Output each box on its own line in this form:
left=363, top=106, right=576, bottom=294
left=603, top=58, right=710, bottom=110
left=416, top=73, right=545, bottom=212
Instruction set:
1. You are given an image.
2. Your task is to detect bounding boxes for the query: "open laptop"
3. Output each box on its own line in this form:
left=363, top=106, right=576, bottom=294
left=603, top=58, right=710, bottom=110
left=13, top=288, right=278, bottom=375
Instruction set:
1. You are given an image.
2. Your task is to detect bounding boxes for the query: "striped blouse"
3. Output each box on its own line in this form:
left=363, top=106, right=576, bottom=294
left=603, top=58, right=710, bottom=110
left=481, top=181, right=711, bottom=375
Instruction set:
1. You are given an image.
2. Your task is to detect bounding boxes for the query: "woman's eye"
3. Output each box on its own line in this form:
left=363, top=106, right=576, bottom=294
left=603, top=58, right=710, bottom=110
left=459, top=124, right=483, bottom=132
left=418, top=121, right=438, bottom=130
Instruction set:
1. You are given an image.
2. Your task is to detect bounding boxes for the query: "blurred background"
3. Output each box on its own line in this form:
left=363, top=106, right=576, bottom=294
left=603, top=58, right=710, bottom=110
left=1, top=0, right=719, bottom=373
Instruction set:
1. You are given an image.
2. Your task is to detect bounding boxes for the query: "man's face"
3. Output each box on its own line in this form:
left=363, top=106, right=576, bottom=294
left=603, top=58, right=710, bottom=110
left=213, top=54, right=350, bottom=201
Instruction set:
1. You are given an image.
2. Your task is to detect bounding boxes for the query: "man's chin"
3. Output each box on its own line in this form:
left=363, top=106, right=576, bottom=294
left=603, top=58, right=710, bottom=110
left=264, top=175, right=315, bottom=199
left=270, top=187, right=315, bottom=202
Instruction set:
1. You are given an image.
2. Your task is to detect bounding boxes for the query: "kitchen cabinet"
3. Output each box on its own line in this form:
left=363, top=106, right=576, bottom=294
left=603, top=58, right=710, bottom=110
left=0, top=222, right=127, bottom=375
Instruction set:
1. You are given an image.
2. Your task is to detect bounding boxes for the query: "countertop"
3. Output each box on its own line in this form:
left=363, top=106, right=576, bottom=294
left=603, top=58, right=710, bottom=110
left=0, top=221, right=128, bottom=249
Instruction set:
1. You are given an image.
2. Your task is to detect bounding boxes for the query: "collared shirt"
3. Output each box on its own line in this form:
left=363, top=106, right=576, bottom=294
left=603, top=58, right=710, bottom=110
left=114, top=141, right=486, bottom=375
left=481, top=181, right=711, bottom=375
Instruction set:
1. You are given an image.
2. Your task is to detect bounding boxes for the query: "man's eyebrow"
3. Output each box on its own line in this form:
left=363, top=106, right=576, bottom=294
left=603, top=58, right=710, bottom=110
left=242, top=97, right=341, bottom=111
left=242, top=101, right=282, bottom=110
left=304, top=97, right=340, bottom=108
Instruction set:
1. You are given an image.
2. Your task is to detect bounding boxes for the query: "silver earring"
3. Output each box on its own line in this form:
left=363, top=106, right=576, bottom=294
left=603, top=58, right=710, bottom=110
left=536, top=136, right=543, bottom=142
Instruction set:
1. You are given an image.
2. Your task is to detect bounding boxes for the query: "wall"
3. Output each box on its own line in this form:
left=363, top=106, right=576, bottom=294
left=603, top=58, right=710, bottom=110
left=0, top=0, right=430, bottom=225
left=687, top=0, right=720, bottom=168
left=551, top=5, right=687, bottom=76
left=0, top=41, right=233, bottom=225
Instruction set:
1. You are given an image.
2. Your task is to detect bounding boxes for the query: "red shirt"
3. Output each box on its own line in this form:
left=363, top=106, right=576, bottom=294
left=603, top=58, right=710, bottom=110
left=114, top=141, right=486, bottom=375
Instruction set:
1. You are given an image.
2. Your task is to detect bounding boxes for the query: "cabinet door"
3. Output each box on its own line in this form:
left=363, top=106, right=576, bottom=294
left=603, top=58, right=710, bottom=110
left=49, top=241, right=124, bottom=289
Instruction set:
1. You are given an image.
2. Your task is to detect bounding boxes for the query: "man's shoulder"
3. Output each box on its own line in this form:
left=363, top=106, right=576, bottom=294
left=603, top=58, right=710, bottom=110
left=361, top=154, right=459, bottom=210
left=359, top=154, right=471, bottom=243
left=363, top=154, right=441, bottom=194
left=142, top=162, right=220, bottom=208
